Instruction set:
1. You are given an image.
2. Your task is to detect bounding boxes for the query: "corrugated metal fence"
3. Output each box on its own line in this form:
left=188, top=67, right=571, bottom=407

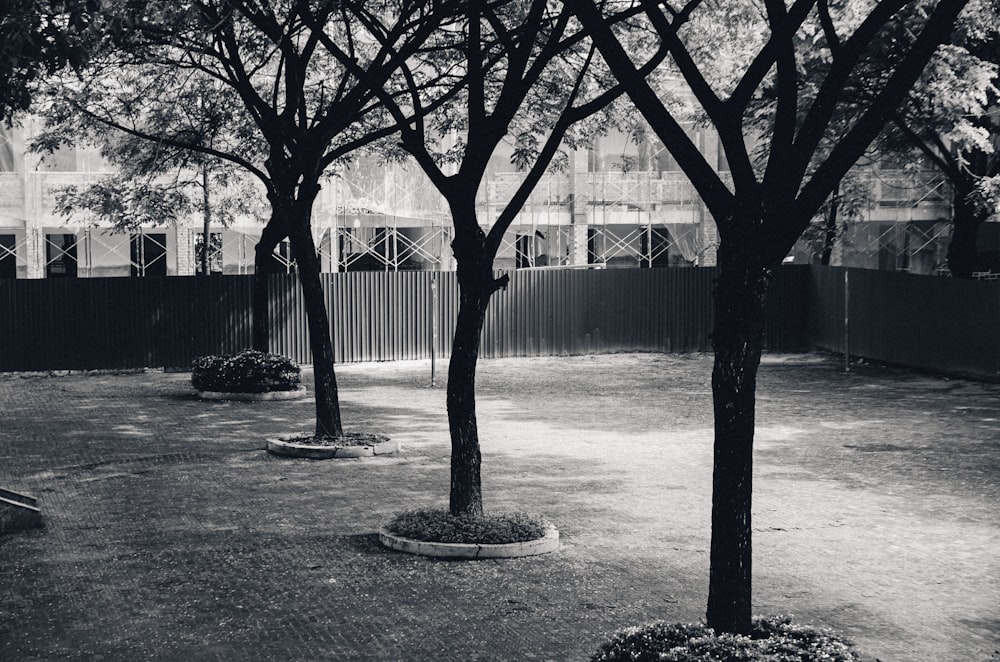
left=0, top=266, right=810, bottom=372
left=810, top=266, right=1000, bottom=380
left=1, top=275, right=256, bottom=371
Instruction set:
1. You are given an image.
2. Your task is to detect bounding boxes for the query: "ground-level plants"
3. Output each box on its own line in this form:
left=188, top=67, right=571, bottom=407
left=191, top=349, right=305, bottom=400
left=192, top=350, right=396, bottom=457
left=379, top=508, right=559, bottom=559
left=589, top=616, right=864, bottom=662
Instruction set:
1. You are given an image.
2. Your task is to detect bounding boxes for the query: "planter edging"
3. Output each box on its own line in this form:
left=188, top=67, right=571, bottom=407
left=266, top=436, right=400, bottom=459
left=198, top=386, right=309, bottom=402
left=378, top=524, right=559, bottom=559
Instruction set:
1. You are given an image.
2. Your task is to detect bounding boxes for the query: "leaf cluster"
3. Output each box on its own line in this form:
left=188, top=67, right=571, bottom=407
left=191, top=349, right=301, bottom=393
left=590, top=615, right=863, bottom=662
left=0, top=0, right=106, bottom=119
left=385, top=507, right=548, bottom=544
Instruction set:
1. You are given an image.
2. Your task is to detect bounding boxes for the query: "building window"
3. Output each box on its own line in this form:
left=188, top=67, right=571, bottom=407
left=587, top=228, right=603, bottom=264
left=516, top=231, right=548, bottom=269
left=373, top=227, right=396, bottom=265
left=195, top=232, right=223, bottom=275
left=130, top=232, right=167, bottom=277
left=0, top=234, right=16, bottom=278
left=515, top=234, right=532, bottom=269
left=46, top=233, right=78, bottom=278
left=640, top=227, right=672, bottom=268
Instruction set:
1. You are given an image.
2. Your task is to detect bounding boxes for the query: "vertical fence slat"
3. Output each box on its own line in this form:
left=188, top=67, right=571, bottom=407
left=18, top=266, right=996, bottom=377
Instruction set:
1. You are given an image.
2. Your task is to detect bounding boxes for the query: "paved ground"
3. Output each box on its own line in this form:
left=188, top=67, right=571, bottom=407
left=0, top=353, right=997, bottom=662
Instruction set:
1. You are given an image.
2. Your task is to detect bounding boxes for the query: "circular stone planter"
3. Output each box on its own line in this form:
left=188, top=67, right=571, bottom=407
left=378, top=524, right=559, bottom=559
left=266, top=434, right=401, bottom=459
left=197, top=387, right=309, bottom=402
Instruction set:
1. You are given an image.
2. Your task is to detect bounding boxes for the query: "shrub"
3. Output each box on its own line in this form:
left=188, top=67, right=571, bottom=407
left=590, top=616, right=863, bottom=662
left=385, top=508, right=549, bottom=544
left=191, top=349, right=301, bottom=393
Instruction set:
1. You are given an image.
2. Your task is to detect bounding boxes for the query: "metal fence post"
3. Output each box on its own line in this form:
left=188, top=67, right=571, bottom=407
left=844, top=268, right=850, bottom=372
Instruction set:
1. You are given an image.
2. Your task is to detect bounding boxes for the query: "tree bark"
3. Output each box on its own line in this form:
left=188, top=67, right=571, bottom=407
left=706, top=236, right=771, bottom=636
left=251, top=213, right=288, bottom=352
left=281, top=182, right=343, bottom=439
left=445, top=201, right=505, bottom=518
left=447, top=275, right=490, bottom=517
left=947, top=180, right=987, bottom=279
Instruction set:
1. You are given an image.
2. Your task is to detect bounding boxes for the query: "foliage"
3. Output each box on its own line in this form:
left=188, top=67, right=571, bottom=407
left=51, top=0, right=469, bottom=438
left=362, top=0, right=658, bottom=518
left=589, top=616, right=863, bottom=662
left=570, top=0, right=972, bottom=634
left=385, top=508, right=548, bottom=544
left=191, top=349, right=300, bottom=393
left=50, top=170, right=265, bottom=232
left=0, top=0, right=104, bottom=119
left=34, top=56, right=268, bottom=232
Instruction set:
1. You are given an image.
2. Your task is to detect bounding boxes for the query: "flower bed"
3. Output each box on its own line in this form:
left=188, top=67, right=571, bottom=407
left=266, top=433, right=399, bottom=459
left=589, top=616, right=863, bottom=662
left=192, top=350, right=301, bottom=395
left=379, top=508, right=559, bottom=559
left=385, top=508, right=548, bottom=544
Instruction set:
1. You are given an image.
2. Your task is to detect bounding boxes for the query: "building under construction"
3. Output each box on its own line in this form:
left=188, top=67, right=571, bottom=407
left=0, top=123, right=982, bottom=280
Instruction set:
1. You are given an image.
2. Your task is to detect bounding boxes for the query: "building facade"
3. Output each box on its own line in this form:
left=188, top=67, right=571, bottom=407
left=0, top=121, right=969, bottom=280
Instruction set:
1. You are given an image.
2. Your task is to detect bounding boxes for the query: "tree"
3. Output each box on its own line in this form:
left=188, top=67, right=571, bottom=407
left=320, top=0, right=651, bottom=516
left=46, top=0, right=462, bottom=439
left=795, top=0, right=1000, bottom=275
left=36, top=36, right=283, bottom=335
left=795, top=165, right=874, bottom=265
left=568, top=0, right=971, bottom=634
left=885, top=17, right=999, bottom=277
left=0, top=0, right=103, bottom=119
left=36, top=75, right=266, bottom=276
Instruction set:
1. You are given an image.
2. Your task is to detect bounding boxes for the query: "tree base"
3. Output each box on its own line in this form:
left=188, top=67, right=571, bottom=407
left=266, top=433, right=399, bottom=459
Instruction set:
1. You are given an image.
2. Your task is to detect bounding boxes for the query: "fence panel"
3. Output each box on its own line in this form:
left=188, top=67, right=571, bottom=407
left=2, top=267, right=810, bottom=372
left=810, top=266, right=1000, bottom=380
left=0, top=275, right=254, bottom=372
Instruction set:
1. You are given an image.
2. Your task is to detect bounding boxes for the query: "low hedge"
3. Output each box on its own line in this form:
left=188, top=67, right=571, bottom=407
left=590, top=616, right=863, bottom=662
left=385, top=508, right=549, bottom=544
left=191, top=349, right=301, bottom=393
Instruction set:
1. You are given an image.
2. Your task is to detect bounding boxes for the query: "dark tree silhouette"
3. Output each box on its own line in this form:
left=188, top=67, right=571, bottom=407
left=40, top=0, right=464, bottom=438
left=318, top=0, right=656, bottom=516
left=569, top=0, right=971, bottom=634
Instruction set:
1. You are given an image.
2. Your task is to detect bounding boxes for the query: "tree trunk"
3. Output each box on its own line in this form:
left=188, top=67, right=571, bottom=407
left=282, top=185, right=343, bottom=439
left=706, top=237, right=771, bottom=636
left=947, top=180, right=987, bottom=279
left=445, top=200, right=504, bottom=518
left=447, top=277, right=491, bottom=517
left=251, top=214, right=288, bottom=352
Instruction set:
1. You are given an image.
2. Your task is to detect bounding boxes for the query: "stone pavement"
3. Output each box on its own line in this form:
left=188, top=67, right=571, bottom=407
left=0, top=353, right=997, bottom=661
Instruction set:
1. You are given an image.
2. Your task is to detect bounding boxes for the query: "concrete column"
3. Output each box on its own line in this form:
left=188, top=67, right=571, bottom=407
left=568, top=148, right=590, bottom=266
left=175, top=226, right=195, bottom=276
left=23, top=172, right=45, bottom=278
left=568, top=224, right=589, bottom=266
left=24, top=227, right=44, bottom=278
left=698, top=207, right=719, bottom=267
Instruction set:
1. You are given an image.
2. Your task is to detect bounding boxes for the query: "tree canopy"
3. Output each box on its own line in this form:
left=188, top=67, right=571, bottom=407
left=0, top=0, right=105, bottom=118
left=568, top=0, right=973, bottom=635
